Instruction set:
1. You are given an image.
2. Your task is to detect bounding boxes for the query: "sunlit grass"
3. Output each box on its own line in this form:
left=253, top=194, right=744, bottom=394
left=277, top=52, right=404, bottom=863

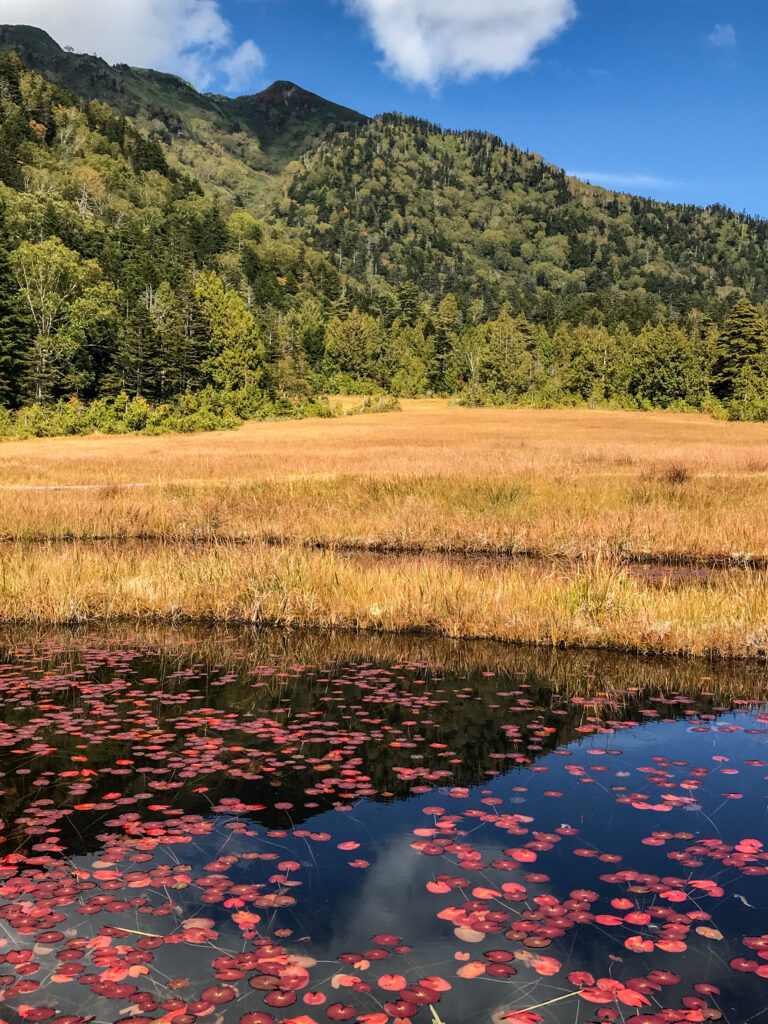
left=3, top=402, right=768, bottom=654
left=1, top=402, right=768, bottom=561
left=1, top=540, right=768, bottom=658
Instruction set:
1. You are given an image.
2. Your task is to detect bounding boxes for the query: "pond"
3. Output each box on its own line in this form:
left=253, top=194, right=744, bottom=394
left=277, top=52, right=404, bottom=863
left=0, top=626, right=766, bottom=1024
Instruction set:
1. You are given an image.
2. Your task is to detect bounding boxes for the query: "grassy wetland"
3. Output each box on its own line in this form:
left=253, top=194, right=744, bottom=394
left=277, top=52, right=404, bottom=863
left=5, top=400, right=768, bottom=658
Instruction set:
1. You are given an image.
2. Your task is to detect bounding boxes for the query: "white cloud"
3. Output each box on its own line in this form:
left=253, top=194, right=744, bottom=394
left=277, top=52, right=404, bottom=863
left=708, top=23, right=736, bottom=49
left=568, top=170, right=680, bottom=192
left=218, top=39, right=266, bottom=94
left=2, top=0, right=266, bottom=93
left=342, top=0, right=577, bottom=87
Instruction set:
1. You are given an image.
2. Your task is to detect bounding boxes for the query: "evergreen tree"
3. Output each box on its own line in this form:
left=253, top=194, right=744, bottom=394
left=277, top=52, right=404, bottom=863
left=431, top=294, right=462, bottom=392
left=281, top=297, right=326, bottom=370
left=0, top=103, right=32, bottom=189
left=479, top=310, right=540, bottom=401
left=0, top=212, right=29, bottom=405
left=323, top=309, right=379, bottom=378
left=151, top=283, right=203, bottom=399
left=0, top=51, right=23, bottom=106
left=713, top=299, right=768, bottom=402
left=558, top=324, right=621, bottom=404
left=110, top=303, right=159, bottom=399
left=632, top=324, right=708, bottom=407
left=195, top=272, right=265, bottom=392
left=395, top=283, right=421, bottom=327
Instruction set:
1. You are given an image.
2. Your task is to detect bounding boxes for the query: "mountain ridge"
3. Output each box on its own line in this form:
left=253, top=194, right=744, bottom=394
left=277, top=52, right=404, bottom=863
left=0, top=23, right=756, bottom=222
left=0, top=24, right=366, bottom=117
left=0, top=23, right=368, bottom=197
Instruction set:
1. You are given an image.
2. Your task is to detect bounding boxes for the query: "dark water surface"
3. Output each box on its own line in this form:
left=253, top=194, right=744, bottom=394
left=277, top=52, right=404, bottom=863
left=0, top=627, right=766, bottom=1024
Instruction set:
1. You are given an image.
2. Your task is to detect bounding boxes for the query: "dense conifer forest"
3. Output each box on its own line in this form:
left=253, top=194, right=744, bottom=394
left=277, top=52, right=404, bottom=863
left=2, top=28, right=768, bottom=435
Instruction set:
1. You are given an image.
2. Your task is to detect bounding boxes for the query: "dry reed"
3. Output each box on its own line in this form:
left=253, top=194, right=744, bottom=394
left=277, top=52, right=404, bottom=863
left=3, top=539, right=768, bottom=658
left=4, top=403, right=768, bottom=655
left=1, top=403, right=767, bottom=561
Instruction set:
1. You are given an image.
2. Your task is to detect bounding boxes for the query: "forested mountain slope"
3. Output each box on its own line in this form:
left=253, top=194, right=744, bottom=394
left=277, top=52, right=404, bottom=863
left=281, top=113, right=768, bottom=330
left=0, top=25, right=368, bottom=208
left=0, top=47, right=348, bottom=423
left=4, top=23, right=768, bottom=330
left=1, top=26, right=768, bottom=432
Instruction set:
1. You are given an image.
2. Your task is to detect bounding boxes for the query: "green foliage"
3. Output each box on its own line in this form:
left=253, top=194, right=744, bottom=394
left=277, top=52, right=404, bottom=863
left=476, top=310, right=542, bottom=402
left=10, top=237, right=105, bottom=400
left=340, top=394, right=402, bottom=416
left=323, top=309, right=380, bottom=377
left=282, top=114, right=768, bottom=330
left=454, top=313, right=724, bottom=414
left=0, top=41, right=765, bottom=432
left=713, top=298, right=768, bottom=403
left=0, top=208, right=30, bottom=402
left=0, top=388, right=335, bottom=439
left=631, top=324, right=709, bottom=407
left=195, top=271, right=265, bottom=390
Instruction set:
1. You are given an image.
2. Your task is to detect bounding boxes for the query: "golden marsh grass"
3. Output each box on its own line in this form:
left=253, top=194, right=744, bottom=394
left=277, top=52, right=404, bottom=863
left=4, top=402, right=768, bottom=656
left=2, top=539, right=768, bottom=659
left=2, top=402, right=768, bottom=560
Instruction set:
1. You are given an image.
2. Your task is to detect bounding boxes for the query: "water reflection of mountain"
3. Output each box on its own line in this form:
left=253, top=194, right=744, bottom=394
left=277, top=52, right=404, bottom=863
left=1, top=625, right=763, bottom=856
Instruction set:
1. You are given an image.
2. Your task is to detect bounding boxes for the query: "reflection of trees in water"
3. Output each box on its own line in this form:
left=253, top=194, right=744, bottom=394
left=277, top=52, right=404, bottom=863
left=2, top=621, right=765, bottom=696
left=1, top=627, right=759, bottom=858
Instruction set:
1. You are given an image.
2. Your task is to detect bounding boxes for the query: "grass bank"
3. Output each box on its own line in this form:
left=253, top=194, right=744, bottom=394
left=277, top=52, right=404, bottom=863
left=4, top=540, right=768, bottom=659
left=6, top=620, right=765, bottom=698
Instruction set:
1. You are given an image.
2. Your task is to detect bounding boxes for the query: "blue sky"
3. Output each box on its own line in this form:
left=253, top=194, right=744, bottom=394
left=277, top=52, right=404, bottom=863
left=7, top=0, right=765, bottom=214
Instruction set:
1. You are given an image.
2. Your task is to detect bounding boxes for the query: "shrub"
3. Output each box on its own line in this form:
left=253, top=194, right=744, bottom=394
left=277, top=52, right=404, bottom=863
left=0, top=388, right=340, bottom=441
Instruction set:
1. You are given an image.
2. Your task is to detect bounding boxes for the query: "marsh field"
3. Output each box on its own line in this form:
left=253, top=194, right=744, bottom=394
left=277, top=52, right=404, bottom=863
left=3, top=401, right=768, bottom=657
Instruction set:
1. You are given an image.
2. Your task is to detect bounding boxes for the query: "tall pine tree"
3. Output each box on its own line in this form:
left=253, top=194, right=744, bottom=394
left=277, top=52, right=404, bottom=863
left=0, top=208, right=30, bottom=406
left=713, top=298, right=768, bottom=402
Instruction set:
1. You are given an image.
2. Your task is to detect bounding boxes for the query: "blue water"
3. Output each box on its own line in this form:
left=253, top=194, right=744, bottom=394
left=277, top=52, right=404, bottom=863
left=0, top=634, right=765, bottom=1024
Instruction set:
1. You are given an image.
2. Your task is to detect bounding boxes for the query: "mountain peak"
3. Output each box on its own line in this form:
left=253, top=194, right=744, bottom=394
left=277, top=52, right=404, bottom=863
left=236, top=79, right=366, bottom=122
left=0, top=24, right=58, bottom=44
left=0, top=24, right=366, bottom=171
left=226, top=79, right=367, bottom=160
left=258, top=81, right=311, bottom=102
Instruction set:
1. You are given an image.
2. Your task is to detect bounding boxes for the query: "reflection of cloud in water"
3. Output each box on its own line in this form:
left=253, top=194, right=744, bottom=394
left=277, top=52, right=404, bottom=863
left=288, top=832, right=519, bottom=1022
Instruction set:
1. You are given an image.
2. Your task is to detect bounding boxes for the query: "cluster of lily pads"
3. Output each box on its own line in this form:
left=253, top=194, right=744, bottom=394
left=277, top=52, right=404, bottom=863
left=0, top=639, right=765, bottom=1024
